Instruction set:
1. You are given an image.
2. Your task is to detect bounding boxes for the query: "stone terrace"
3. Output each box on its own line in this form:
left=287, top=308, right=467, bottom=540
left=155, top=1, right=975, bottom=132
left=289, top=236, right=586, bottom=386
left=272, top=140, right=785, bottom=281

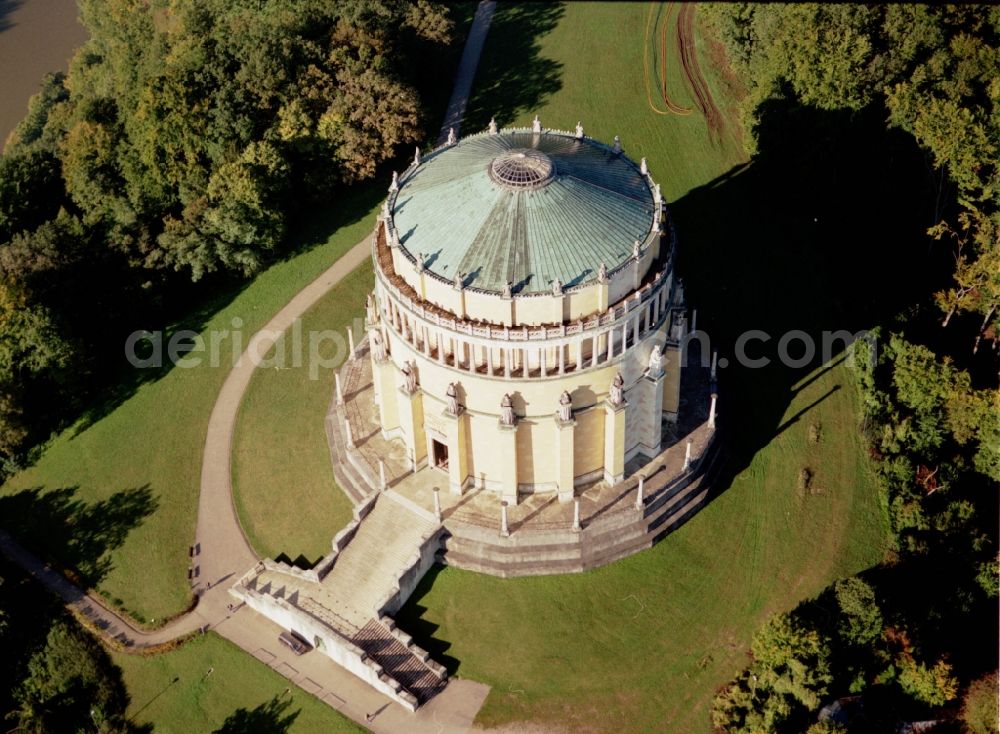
left=328, top=339, right=720, bottom=577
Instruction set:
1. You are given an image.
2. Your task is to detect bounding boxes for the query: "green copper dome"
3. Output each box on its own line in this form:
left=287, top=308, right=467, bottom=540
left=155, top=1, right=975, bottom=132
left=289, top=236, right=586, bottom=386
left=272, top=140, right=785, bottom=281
left=391, top=130, right=656, bottom=295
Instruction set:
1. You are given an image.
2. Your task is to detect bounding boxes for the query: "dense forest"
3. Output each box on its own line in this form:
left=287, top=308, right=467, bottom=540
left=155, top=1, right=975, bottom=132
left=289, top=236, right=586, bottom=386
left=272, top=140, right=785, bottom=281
left=0, top=0, right=455, bottom=467
left=700, top=5, right=999, bottom=733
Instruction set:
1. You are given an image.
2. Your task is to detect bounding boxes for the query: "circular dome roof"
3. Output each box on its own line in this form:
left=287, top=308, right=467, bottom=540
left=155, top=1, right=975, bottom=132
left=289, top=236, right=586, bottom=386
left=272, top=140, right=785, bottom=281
left=488, top=148, right=555, bottom=190
left=391, top=130, right=656, bottom=295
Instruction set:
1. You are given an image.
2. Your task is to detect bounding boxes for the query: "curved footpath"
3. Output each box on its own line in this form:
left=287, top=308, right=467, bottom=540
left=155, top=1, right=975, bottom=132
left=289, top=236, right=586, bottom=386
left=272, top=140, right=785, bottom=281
left=0, top=238, right=367, bottom=646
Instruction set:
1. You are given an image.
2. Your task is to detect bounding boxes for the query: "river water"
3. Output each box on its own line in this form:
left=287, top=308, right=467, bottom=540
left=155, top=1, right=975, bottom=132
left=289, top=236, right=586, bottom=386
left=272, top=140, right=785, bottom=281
left=0, top=0, right=87, bottom=147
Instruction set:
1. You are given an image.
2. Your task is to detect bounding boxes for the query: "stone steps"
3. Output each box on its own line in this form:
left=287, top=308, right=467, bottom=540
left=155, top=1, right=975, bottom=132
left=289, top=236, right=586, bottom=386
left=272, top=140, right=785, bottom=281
left=354, top=619, right=447, bottom=704
left=325, top=406, right=370, bottom=504
left=321, top=495, right=435, bottom=623
left=437, top=439, right=724, bottom=577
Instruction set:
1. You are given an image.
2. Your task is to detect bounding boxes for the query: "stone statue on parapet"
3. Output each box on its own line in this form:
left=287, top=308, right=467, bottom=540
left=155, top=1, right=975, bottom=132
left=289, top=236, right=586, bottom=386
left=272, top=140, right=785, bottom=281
left=446, top=382, right=461, bottom=415
left=558, top=391, right=573, bottom=422
left=647, top=345, right=663, bottom=378
left=610, top=372, right=625, bottom=407
left=371, top=329, right=387, bottom=362
left=402, top=360, right=418, bottom=393
left=500, top=393, right=516, bottom=426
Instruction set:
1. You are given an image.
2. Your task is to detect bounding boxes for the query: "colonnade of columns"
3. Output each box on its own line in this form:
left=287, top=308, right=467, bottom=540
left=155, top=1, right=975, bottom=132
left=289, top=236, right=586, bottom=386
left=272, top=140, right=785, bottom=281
left=376, top=278, right=673, bottom=380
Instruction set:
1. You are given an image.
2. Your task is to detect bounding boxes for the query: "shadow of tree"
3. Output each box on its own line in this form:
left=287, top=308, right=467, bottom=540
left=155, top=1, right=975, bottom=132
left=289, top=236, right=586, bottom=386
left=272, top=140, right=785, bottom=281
left=0, top=484, right=158, bottom=586
left=462, top=2, right=566, bottom=132
left=0, top=0, right=24, bottom=34
left=212, top=695, right=299, bottom=734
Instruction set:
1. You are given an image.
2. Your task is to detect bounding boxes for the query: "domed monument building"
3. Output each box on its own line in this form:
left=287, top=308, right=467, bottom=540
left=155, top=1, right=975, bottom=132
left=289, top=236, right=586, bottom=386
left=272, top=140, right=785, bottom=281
left=368, top=119, right=687, bottom=504
left=231, top=120, right=719, bottom=712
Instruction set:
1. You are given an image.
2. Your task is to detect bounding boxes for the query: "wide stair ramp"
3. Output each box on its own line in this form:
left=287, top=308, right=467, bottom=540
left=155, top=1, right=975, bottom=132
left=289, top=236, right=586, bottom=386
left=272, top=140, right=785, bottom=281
left=233, top=494, right=447, bottom=709
left=321, top=495, right=435, bottom=627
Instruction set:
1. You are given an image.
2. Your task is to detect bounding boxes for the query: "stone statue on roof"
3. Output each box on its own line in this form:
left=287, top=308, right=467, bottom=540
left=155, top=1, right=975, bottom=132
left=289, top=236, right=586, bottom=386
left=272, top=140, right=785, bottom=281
left=633, top=240, right=642, bottom=260
left=389, top=170, right=399, bottom=192
left=597, top=262, right=608, bottom=283
left=365, top=293, right=376, bottom=326
left=502, top=281, right=513, bottom=299
left=447, top=127, right=457, bottom=145
left=416, top=252, right=425, bottom=272
left=414, top=147, right=421, bottom=166
left=488, top=117, right=498, bottom=135
left=453, top=271, right=465, bottom=290
left=613, top=135, right=622, bottom=154
left=500, top=393, right=516, bottom=426
left=532, top=115, right=541, bottom=133
left=552, top=278, right=563, bottom=296
left=640, top=157, right=648, bottom=175
left=575, top=121, right=584, bottom=139
left=609, top=372, right=625, bottom=407
left=558, top=390, right=573, bottom=422
left=446, top=382, right=460, bottom=416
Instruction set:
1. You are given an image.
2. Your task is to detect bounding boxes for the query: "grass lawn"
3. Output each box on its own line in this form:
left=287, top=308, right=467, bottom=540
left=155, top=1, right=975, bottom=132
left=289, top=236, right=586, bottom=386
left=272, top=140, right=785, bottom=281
left=0, top=186, right=383, bottom=624
left=112, top=634, right=367, bottom=733
left=231, top=262, right=375, bottom=563
left=398, top=357, right=886, bottom=733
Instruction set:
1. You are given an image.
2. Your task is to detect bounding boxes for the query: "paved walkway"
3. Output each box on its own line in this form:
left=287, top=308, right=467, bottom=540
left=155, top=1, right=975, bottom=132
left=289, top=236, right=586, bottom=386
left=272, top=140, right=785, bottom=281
left=437, top=0, right=497, bottom=143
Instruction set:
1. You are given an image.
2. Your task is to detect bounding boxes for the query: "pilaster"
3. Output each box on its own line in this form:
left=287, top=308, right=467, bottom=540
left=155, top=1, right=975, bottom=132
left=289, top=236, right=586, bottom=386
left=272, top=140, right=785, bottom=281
left=554, top=415, right=576, bottom=502
left=441, top=408, right=470, bottom=496
left=603, top=398, right=626, bottom=485
left=496, top=422, right=519, bottom=505
left=397, top=386, right=427, bottom=469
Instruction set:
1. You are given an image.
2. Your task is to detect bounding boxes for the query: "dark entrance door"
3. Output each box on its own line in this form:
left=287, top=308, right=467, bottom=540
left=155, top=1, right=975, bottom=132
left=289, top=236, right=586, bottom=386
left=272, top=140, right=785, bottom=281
left=432, top=439, right=449, bottom=470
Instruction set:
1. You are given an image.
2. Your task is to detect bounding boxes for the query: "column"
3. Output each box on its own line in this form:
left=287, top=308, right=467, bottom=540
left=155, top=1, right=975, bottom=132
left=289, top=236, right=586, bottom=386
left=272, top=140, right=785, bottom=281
left=487, top=345, right=494, bottom=375
left=558, top=344, right=565, bottom=374
left=576, top=339, right=584, bottom=371
left=592, top=333, right=599, bottom=366
left=504, top=348, right=511, bottom=377
left=555, top=412, right=576, bottom=502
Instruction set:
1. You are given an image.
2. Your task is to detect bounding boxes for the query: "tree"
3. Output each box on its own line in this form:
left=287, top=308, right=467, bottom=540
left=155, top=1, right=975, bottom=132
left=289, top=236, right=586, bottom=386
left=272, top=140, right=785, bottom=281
left=961, top=671, right=1000, bottom=734
left=833, top=577, right=883, bottom=647
left=896, top=656, right=959, bottom=707
left=8, top=622, right=132, bottom=734
left=712, top=612, right=833, bottom=732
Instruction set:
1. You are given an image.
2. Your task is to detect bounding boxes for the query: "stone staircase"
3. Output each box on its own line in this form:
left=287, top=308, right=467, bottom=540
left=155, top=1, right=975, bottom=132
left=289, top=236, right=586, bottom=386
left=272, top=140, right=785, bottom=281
left=233, top=494, right=448, bottom=708
left=320, top=495, right=436, bottom=627
left=353, top=619, right=447, bottom=704
left=437, top=436, right=726, bottom=577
